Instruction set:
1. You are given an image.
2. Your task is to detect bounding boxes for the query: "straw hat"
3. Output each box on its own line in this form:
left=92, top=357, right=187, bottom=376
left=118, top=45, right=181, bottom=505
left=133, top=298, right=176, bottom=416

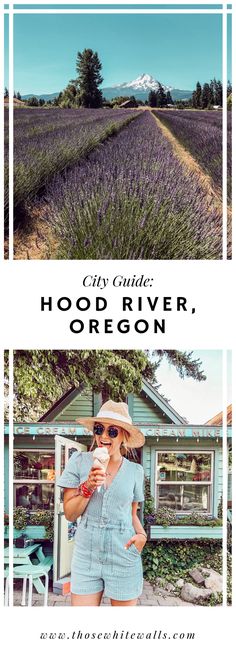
left=77, top=400, right=145, bottom=448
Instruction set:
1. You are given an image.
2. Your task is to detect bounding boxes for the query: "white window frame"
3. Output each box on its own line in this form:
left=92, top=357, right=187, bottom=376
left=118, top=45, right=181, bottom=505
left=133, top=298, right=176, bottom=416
left=155, top=450, right=214, bottom=516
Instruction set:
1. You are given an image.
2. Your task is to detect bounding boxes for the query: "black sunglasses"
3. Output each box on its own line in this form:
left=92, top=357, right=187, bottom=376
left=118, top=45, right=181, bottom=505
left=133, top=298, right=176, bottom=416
left=93, top=423, right=120, bottom=438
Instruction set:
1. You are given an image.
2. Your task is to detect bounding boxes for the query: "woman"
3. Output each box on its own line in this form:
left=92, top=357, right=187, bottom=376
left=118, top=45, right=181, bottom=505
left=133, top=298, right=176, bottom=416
left=57, top=400, right=147, bottom=606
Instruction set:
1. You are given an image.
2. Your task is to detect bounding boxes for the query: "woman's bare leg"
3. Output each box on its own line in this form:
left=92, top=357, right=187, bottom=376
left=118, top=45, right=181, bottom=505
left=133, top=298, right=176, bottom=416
left=71, top=591, right=103, bottom=606
left=110, top=598, right=138, bottom=606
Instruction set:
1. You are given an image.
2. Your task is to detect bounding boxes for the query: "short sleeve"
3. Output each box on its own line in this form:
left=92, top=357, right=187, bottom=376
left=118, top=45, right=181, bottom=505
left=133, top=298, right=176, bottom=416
left=133, top=464, right=145, bottom=502
left=57, top=450, right=82, bottom=489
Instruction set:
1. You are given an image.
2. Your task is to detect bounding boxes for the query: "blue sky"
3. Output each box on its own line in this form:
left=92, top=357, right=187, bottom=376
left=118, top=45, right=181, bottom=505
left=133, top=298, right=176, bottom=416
left=5, top=11, right=231, bottom=95
left=155, top=351, right=231, bottom=424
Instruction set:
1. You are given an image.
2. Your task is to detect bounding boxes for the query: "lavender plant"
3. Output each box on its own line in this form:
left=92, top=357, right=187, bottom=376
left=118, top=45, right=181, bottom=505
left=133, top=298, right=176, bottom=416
left=7, top=107, right=138, bottom=225
left=153, top=109, right=231, bottom=203
left=42, top=111, right=222, bottom=259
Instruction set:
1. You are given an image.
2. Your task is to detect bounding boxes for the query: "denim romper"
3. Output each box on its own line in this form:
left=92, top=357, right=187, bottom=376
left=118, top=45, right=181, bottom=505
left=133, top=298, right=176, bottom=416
left=57, top=451, right=144, bottom=600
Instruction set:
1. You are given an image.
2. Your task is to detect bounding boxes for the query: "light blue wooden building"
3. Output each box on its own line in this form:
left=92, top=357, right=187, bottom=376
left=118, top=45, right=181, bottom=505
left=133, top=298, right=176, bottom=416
left=4, top=379, right=231, bottom=592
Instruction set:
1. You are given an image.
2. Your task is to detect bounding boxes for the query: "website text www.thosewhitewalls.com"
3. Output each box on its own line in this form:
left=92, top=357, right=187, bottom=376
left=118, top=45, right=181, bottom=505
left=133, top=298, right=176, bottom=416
left=39, top=629, right=196, bottom=641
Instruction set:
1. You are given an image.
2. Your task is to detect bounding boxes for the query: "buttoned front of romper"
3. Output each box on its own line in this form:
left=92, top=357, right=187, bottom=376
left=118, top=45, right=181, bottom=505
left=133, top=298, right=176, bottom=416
left=57, top=451, right=144, bottom=600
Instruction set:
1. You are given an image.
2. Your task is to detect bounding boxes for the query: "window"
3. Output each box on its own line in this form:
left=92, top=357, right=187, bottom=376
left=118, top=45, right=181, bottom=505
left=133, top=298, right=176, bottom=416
left=156, top=451, right=213, bottom=514
left=13, top=450, right=55, bottom=510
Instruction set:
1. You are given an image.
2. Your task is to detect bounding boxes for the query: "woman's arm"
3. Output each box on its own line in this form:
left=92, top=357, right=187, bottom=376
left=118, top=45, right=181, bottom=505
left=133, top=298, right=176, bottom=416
left=63, top=466, right=106, bottom=522
left=63, top=488, right=90, bottom=521
left=125, top=502, right=147, bottom=552
left=132, top=502, right=146, bottom=536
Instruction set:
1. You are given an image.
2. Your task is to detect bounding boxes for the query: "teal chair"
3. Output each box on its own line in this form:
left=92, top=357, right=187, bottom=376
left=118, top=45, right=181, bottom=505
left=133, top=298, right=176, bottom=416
left=4, top=567, right=28, bottom=606
left=13, top=556, right=53, bottom=606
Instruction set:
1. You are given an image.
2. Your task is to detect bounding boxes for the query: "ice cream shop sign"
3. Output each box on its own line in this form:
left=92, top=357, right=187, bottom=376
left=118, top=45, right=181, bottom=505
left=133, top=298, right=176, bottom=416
left=10, top=424, right=226, bottom=439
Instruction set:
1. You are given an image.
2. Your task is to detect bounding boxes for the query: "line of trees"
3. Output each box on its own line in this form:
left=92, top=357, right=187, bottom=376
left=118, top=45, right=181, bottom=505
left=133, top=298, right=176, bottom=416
left=4, top=88, right=46, bottom=106
left=9, top=350, right=206, bottom=422
left=192, top=79, right=232, bottom=109
left=4, top=88, right=22, bottom=100
left=26, top=96, right=46, bottom=107
left=148, top=86, right=174, bottom=108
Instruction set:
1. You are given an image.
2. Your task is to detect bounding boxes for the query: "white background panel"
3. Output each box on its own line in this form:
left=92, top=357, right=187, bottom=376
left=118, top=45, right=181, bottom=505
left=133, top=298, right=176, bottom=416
left=1, top=260, right=233, bottom=348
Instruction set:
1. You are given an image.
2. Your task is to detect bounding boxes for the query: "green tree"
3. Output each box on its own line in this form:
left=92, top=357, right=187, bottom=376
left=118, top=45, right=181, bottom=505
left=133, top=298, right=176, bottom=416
left=195, top=81, right=202, bottom=108
left=156, top=84, right=167, bottom=108
left=26, top=96, right=39, bottom=107
left=209, top=79, right=215, bottom=105
left=227, top=80, right=232, bottom=97
left=59, top=83, right=77, bottom=108
left=16, top=91, right=22, bottom=101
left=74, top=48, right=103, bottom=108
left=166, top=90, right=174, bottom=105
left=129, top=95, right=138, bottom=107
left=191, top=90, right=197, bottom=108
left=201, top=82, right=211, bottom=109
left=4, top=87, right=9, bottom=98
left=12, top=350, right=206, bottom=421
left=215, top=80, right=222, bottom=106
left=210, top=78, right=222, bottom=106
left=148, top=90, right=157, bottom=107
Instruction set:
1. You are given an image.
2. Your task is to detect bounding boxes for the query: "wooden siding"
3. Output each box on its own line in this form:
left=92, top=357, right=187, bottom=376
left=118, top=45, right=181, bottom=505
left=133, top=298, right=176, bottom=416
left=54, top=391, right=94, bottom=422
left=132, top=393, right=170, bottom=425
left=143, top=445, right=151, bottom=479
left=150, top=525, right=222, bottom=540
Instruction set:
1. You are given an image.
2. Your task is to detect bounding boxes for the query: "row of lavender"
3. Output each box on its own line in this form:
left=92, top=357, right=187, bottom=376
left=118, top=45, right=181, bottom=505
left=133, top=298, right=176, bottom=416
left=153, top=109, right=231, bottom=203
left=42, top=111, right=222, bottom=259
left=6, top=107, right=139, bottom=224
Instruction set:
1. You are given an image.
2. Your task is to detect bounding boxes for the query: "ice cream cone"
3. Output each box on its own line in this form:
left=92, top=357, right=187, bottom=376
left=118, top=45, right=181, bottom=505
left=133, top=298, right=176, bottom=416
left=93, top=447, right=110, bottom=492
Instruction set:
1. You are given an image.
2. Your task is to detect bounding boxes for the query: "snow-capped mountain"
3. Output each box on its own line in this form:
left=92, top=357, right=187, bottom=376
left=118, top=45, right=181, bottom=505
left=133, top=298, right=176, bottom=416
left=115, top=73, right=172, bottom=92
left=102, top=73, right=192, bottom=101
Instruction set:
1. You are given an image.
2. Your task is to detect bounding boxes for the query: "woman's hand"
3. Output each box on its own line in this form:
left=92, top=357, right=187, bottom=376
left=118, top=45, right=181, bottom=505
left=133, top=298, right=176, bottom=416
left=125, top=533, right=147, bottom=553
left=86, top=466, right=106, bottom=491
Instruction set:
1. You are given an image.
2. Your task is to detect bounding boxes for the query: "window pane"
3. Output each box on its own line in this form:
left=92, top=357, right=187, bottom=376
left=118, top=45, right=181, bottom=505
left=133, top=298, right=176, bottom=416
left=14, top=451, right=55, bottom=480
left=157, top=452, right=211, bottom=482
left=14, top=483, right=54, bottom=510
left=157, top=484, right=210, bottom=512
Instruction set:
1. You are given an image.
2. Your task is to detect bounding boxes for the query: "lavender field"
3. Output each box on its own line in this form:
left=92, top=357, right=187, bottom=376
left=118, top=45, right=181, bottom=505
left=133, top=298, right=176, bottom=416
left=7, top=107, right=138, bottom=225
left=153, top=109, right=231, bottom=203
left=10, top=107, right=224, bottom=259
left=42, top=110, right=222, bottom=259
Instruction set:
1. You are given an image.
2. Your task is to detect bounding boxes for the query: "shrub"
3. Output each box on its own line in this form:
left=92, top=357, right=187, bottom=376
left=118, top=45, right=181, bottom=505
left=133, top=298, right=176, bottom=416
left=142, top=538, right=222, bottom=585
left=13, top=506, right=54, bottom=541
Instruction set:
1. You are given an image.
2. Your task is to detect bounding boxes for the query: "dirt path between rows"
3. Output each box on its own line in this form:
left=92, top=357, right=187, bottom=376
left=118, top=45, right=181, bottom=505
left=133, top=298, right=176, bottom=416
left=151, top=110, right=231, bottom=257
left=11, top=207, right=59, bottom=260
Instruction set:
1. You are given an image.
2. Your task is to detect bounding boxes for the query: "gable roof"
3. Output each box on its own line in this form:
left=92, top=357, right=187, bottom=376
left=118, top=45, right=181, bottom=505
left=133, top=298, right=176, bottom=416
left=141, top=378, right=186, bottom=424
left=39, top=386, right=80, bottom=421
left=39, top=378, right=186, bottom=426
left=205, top=404, right=232, bottom=427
